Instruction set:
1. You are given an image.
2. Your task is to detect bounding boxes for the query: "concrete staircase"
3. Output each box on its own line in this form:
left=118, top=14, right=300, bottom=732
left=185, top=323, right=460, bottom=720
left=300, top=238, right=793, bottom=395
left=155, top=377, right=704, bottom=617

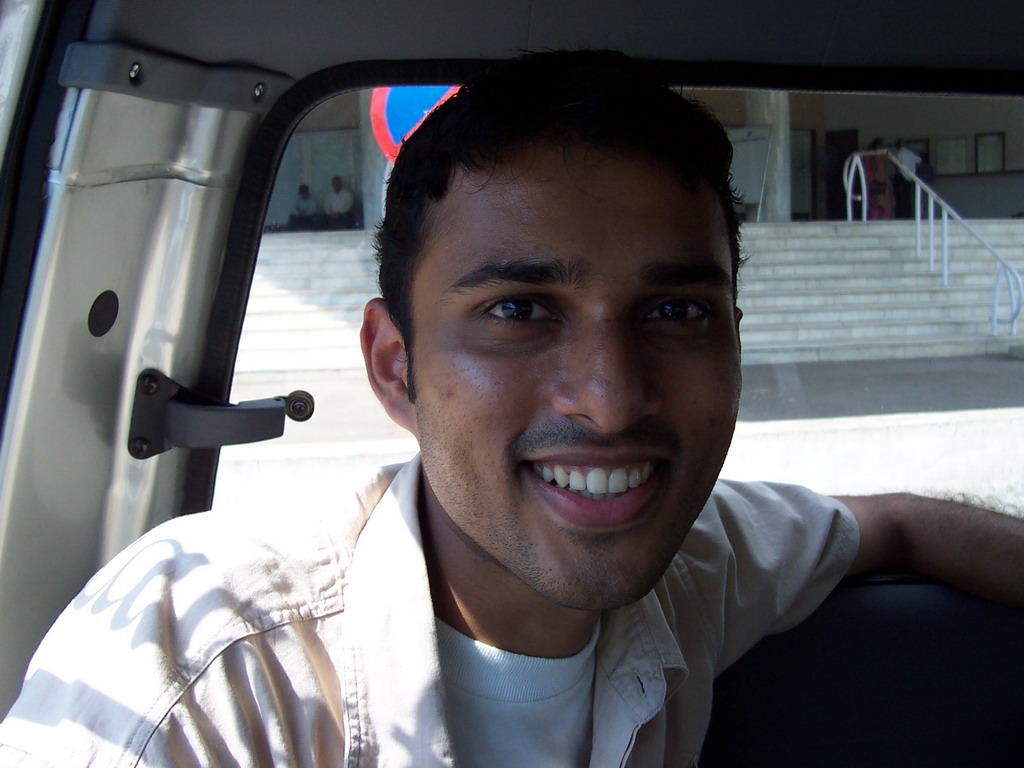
left=235, top=230, right=376, bottom=373
left=739, top=220, right=1023, bottom=365
left=234, top=221, right=1024, bottom=374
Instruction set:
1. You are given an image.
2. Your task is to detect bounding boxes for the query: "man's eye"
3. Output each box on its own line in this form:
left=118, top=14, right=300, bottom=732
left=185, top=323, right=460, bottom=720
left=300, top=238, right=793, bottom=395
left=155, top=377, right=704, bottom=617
left=487, top=299, right=552, bottom=321
left=645, top=300, right=708, bottom=321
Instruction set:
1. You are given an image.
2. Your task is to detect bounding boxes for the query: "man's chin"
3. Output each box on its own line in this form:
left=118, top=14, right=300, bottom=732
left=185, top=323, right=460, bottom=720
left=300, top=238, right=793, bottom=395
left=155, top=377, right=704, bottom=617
left=524, top=555, right=672, bottom=613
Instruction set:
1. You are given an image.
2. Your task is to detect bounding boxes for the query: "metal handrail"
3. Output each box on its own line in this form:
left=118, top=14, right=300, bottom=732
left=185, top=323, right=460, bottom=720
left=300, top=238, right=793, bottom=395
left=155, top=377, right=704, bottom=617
left=843, top=150, right=1022, bottom=336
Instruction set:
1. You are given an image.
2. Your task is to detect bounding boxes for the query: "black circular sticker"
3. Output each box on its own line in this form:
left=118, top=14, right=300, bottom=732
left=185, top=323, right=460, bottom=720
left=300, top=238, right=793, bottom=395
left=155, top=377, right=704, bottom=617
left=88, top=290, right=119, bottom=337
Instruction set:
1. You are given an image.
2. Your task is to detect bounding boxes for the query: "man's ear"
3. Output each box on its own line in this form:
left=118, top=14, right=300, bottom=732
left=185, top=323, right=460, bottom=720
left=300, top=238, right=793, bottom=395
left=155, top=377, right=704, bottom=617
left=361, top=298, right=417, bottom=433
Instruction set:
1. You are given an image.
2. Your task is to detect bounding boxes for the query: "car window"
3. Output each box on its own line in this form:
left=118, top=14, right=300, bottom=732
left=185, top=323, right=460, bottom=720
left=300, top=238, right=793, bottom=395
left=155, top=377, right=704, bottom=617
left=0, top=0, right=46, bottom=174
left=212, top=85, right=1024, bottom=516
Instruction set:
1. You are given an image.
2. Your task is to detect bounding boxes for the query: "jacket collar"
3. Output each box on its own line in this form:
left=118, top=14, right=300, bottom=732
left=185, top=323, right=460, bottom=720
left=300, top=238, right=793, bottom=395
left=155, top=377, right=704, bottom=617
left=345, top=456, right=688, bottom=767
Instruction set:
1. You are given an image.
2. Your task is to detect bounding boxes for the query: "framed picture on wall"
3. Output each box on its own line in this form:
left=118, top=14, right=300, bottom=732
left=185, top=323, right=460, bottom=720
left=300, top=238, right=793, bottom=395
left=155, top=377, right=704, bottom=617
left=976, top=132, right=1005, bottom=173
left=935, top=136, right=968, bottom=175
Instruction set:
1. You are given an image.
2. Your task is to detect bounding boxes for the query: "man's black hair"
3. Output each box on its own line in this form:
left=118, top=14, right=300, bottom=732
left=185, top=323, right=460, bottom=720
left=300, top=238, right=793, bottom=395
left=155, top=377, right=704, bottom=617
left=375, top=50, right=743, bottom=393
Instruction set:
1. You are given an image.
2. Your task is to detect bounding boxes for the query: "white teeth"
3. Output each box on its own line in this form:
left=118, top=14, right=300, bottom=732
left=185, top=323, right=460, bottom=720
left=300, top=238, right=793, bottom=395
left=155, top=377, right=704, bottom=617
left=608, top=468, right=628, bottom=493
left=533, top=461, right=654, bottom=498
left=585, top=468, right=608, bottom=494
left=568, top=470, right=586, bottom=491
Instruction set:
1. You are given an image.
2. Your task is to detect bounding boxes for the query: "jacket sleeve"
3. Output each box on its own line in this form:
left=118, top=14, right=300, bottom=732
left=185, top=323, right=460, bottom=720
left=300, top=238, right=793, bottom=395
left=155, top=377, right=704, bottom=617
left=0, top=508, right=353, bottom=768
left=678, top=479, right=860, bottom=674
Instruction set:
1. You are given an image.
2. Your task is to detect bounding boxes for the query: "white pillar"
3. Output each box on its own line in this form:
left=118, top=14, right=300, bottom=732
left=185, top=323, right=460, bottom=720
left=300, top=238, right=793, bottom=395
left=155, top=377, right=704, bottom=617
left=359, top=89, right=390, bottom=233
left=744, top=91, right=792, bottom=222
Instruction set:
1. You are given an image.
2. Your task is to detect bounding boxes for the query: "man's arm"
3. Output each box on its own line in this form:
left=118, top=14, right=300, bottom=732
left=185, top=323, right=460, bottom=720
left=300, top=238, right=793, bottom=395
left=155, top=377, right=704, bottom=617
left=839, top=493, right=1024, bottom=607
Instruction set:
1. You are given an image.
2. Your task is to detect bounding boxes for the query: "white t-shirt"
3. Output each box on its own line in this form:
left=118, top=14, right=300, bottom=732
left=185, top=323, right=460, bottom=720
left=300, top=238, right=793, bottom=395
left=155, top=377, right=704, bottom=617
left=437, top=619, right=599, bottom=767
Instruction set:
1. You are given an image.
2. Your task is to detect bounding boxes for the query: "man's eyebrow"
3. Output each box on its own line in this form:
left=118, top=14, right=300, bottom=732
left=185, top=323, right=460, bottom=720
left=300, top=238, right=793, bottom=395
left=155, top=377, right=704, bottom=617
left=642, top=261, right=732, bottom=288
left=448, top=257, right=583, bottom=292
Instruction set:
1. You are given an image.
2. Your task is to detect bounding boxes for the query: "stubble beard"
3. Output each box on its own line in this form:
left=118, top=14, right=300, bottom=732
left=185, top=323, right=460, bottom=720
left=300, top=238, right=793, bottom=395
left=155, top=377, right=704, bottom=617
left=415, top=411, right=705, bottom=612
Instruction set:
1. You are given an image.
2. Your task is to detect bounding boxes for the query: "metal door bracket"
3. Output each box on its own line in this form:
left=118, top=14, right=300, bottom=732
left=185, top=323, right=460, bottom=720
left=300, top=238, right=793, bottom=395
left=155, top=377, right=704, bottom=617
left=127, top=369, right=314, bottom=459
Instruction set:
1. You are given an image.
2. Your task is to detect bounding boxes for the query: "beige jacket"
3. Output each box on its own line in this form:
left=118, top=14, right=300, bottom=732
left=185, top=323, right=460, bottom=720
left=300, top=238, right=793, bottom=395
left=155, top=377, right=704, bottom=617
left=0, top=458, right=857, bottom=767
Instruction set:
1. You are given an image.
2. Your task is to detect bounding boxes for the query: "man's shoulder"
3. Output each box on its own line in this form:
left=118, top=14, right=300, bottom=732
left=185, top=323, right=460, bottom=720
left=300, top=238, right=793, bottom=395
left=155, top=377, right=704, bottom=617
left=656, top=479, right=859, bottom=671
left=104, top=461, right=403, bottom=630
left=0, top=463, right=408, bottom=766
left=672, top=478, right=857, bottom=599
left=693, top=478, right=849, bottom=534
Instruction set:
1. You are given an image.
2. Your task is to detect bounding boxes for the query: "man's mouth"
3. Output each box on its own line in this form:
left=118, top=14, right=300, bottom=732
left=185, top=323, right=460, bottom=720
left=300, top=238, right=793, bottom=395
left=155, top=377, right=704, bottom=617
left=531, top=461, right=654, bottom=501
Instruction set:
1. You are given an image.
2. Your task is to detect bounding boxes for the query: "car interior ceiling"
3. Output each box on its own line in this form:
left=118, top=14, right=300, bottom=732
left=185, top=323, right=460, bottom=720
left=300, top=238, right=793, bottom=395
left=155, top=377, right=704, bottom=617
left=86, top=0, right=1024, bottom=80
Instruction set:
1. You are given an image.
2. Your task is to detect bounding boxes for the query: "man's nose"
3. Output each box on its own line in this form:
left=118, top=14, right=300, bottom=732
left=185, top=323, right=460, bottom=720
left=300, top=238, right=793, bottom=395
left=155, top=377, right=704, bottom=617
left=549, top=321, right=660, bottom=434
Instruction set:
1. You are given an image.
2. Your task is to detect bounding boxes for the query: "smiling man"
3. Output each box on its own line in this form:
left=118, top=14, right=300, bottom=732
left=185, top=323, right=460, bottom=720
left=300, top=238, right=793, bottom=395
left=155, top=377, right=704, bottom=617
left=3, top=50, right=1024, bottom=768
left=369, top=143, right=742, bottom=643
left=356, top=51, right=855, bottom=764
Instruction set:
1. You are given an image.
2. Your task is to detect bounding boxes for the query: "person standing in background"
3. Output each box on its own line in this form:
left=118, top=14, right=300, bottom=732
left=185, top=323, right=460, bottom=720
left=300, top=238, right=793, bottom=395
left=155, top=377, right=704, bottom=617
left=865, top=138, right=894, bottom=220
left=894, top=140, right=922, bottom=219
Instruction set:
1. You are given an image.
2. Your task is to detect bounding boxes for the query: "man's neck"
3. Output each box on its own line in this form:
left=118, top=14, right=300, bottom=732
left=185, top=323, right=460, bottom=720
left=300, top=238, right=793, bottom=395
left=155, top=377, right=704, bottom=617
left=418, top=486, right=600, bottom=659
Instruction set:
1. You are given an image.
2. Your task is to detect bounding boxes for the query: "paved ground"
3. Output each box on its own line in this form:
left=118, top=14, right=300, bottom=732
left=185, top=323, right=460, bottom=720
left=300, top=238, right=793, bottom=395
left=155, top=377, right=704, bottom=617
left=739, top=353, right=1024, bottom=421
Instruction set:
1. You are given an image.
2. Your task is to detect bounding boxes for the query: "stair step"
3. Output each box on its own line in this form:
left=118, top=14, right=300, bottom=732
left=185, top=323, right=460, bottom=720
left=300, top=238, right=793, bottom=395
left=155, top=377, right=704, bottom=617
left=246, top=289, right=375, bottom=310
left=239, top=326, right=362, bottom=350
left=254, top=261, right=377, bottom=279
left=740, top=286, right=996, bottom=308
left=240, top=309, right=361, bottom=330
left=739, top=273, right=995, bottom=292
left=251, top=278, right=379, bottom=296
left=741, top=260, right=999, bottom=278
left=741, top=335, right=1015, bottom=365
left=742, top=303, right=989, bottom=326
left=743, top=323, right=992, bottom=346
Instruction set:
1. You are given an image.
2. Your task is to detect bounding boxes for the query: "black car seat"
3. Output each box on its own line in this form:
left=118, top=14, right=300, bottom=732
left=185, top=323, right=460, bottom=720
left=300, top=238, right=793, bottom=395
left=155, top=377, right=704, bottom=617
left=701, top=574, right=1024, bottom=767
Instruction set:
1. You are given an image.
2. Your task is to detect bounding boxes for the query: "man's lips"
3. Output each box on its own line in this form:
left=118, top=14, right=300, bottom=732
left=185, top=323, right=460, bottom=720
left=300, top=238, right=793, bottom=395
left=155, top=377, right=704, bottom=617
left=524, top=459, right=660, bottom=530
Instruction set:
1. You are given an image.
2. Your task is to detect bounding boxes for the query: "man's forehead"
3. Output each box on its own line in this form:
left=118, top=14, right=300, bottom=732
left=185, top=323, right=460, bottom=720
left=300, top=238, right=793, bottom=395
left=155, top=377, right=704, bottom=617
left=415, top=150, right=734, bottom=289
left=444, top=251, right=732, bottom=294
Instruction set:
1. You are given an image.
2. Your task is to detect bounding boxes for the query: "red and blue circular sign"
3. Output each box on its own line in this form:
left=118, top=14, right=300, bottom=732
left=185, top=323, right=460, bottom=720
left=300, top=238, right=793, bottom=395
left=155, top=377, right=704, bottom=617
left=370, top=85, right=458, bottom=162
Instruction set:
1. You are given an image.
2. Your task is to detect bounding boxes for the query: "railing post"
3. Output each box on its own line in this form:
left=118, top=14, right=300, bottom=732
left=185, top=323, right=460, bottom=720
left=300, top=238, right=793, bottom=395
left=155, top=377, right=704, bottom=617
left=845, top=159, right=853, bottom=221
left=844, top=155, right=869, bottom=222
left=993, top=267, right=1004, bottom=336
left=928, top=197, right=935, bottom=272
left=851, top=158, right=868, bottom=222
left=861, top=161, right=868, bottom=222
left=914, top=184, right=922, bottom=261
left=942, top=209, right=949, bottom=286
